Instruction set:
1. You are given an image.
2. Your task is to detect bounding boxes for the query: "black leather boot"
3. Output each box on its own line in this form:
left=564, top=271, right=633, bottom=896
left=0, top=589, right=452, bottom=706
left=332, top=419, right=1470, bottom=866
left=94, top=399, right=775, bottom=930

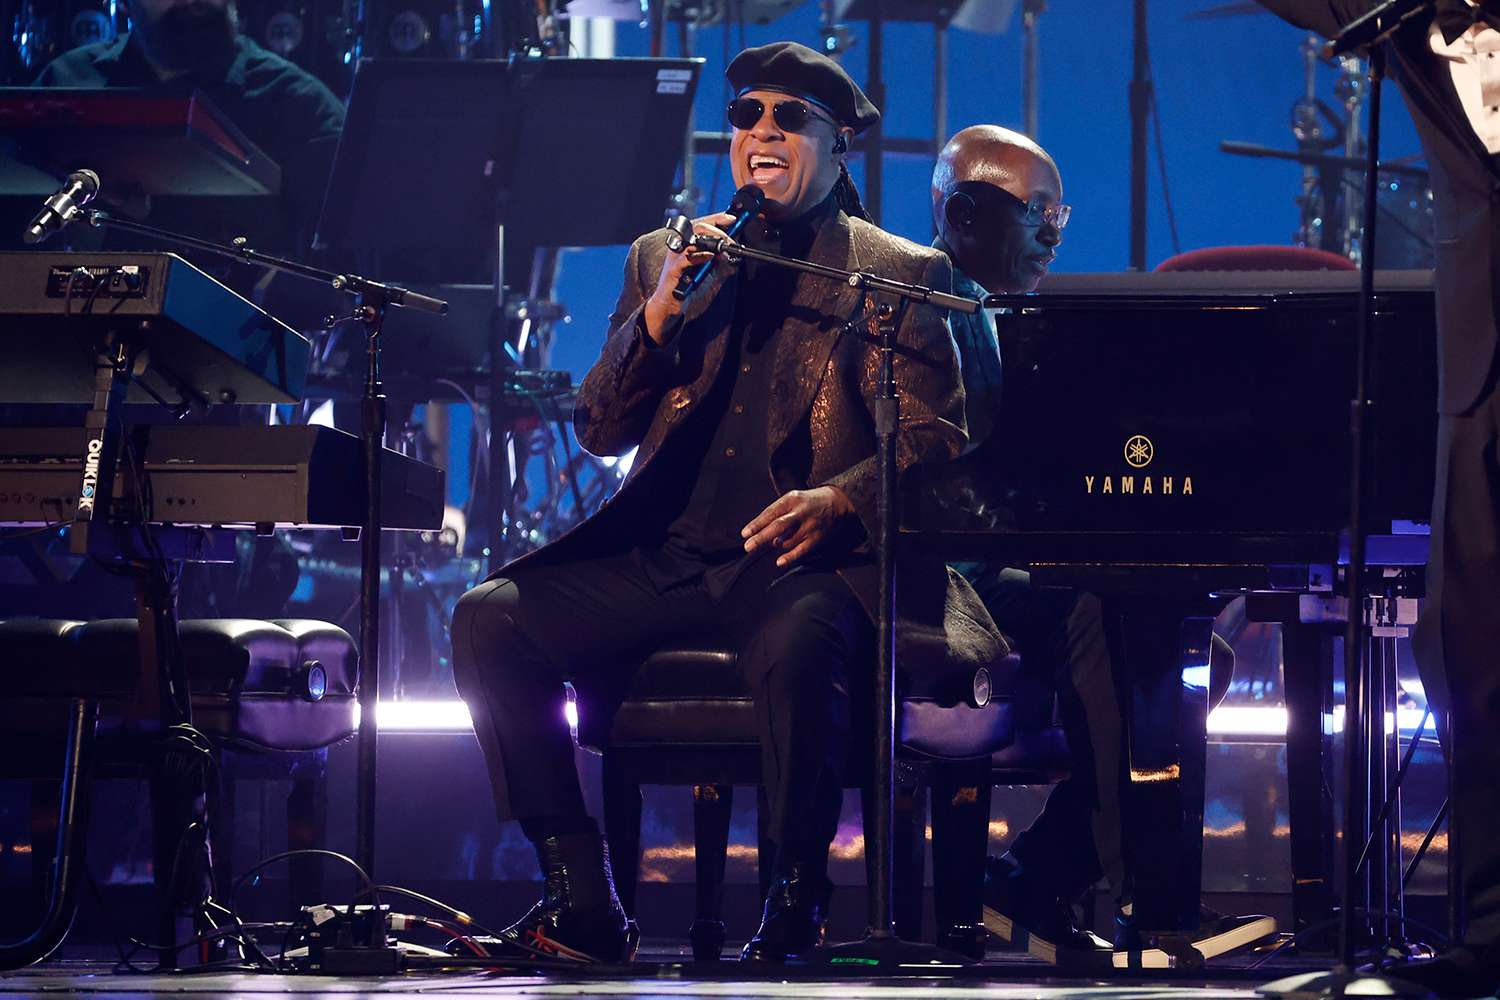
left=739, top=865, right=832, bottom=963
left=491, top=833, right=636, bottom=963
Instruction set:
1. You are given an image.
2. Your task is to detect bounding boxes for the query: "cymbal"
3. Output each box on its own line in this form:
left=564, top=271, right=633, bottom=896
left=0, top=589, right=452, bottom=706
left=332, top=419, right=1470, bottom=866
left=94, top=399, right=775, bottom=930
left=1187, top=1, right=1265, bottom=19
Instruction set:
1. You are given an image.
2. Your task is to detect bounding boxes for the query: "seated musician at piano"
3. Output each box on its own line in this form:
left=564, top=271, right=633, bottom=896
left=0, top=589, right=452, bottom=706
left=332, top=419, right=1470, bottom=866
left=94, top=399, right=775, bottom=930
left=25, top=0, right=344, bottom=259
left=448, top=42, right=1005, bottom=964
left=930, top=125, right=1134, bottom=955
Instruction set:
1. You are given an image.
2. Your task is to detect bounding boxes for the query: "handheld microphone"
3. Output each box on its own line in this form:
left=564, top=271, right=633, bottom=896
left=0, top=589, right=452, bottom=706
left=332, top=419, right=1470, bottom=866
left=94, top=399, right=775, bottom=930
left=23, top=169, right=101, bottom=245
left=672, top=184, right=764, bottom=302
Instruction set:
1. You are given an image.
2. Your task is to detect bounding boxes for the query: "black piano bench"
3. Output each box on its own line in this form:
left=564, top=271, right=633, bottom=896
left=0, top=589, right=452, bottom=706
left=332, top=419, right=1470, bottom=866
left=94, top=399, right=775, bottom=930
left=77, top=618, right=358, bottom=925
left=66, top=618, right=358, bottom=751
left=0, top=617, right=356, bottom=970
left=574, top=639, right=1022, bottom=960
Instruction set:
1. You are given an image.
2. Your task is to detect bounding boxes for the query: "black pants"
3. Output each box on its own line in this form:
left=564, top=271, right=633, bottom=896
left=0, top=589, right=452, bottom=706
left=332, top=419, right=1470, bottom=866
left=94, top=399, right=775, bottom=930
left=450, top=548, right=868, bottom=874
left=1414, top=377, right=1500, bottom=950
left=967, top=567, right=1127, bottom=903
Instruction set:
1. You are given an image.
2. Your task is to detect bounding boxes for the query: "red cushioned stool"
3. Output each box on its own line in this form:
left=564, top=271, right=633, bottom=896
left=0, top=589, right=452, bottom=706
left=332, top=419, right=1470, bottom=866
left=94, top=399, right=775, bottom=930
left=1155, top=245, right=1356, bottom=272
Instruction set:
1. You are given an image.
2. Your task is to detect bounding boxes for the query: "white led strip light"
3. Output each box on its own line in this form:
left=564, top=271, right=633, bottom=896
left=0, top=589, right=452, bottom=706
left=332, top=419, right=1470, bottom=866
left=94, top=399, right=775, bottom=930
left=358, top=701, right=1437, bottom=738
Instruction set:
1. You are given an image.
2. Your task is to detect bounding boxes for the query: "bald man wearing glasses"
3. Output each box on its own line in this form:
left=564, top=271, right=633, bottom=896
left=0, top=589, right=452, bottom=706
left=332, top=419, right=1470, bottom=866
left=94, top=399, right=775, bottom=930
left=450, top=43, right=1004, bottom=964
left=928, top=126, right=1133, bottom=962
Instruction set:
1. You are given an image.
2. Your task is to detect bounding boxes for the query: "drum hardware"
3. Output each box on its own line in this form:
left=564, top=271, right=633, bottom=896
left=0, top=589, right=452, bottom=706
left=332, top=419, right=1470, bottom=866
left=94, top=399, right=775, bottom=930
left=1217, top=33, right=1435, bottom=268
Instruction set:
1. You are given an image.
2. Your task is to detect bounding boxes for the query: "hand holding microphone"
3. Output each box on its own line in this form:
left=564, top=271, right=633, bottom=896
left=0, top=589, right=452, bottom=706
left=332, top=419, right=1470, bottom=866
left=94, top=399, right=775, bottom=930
left=643, top=184, right=764, bottom=346
left=664, top=216, right=740, bottom=256
left=672, top=184, right=764, bottom=301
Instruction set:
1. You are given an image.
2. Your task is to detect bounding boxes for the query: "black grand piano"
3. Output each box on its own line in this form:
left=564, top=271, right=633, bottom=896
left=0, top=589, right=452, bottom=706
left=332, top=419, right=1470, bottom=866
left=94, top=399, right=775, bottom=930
left=904, top=269, right=1437, bottom=940
left=908, top=269, right=1436, bottom=568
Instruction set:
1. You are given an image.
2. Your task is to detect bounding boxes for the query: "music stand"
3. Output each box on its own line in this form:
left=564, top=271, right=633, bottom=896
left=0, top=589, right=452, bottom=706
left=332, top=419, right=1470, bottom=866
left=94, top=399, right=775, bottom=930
left=311, top=55, right=700, bottom=876
left=314, top=57, right=701, bottom=253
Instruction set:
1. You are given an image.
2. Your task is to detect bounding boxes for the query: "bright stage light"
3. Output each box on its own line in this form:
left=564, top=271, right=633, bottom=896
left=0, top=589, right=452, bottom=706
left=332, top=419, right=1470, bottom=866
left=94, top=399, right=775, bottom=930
left=1206, top=706, right=1289, bottom=736
left=357, top=701, right=1437, bottom=740
left=1205, top=704, right=1438, bottom=738
left=351, top=700, right=475, bottom=731
left=350, top=699, right=586, bottom=733
left=1180, top=664, right=1211, bottom=689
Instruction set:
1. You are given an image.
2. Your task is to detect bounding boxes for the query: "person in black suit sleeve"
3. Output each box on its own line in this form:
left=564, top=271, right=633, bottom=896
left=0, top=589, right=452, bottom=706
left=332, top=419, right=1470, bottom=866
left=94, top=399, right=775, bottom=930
left=1257, top=2, right=1500, bottom=995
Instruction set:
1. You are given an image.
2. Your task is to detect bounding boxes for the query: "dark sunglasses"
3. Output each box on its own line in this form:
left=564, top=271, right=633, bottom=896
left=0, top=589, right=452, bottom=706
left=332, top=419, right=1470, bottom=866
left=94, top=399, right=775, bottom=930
left=727, top=96, right=839, bottom=134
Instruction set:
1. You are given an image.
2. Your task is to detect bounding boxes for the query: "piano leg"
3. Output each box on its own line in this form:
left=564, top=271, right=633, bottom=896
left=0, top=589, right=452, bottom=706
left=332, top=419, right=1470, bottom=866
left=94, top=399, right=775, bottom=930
left=1280, top=618, right=1338, bottom=952
left=1115, top=607, right=1211, bottom=934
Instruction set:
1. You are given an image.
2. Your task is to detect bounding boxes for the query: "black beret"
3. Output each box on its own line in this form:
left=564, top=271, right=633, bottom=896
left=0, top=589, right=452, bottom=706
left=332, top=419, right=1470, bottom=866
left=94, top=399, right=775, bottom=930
left=726, top=41, right=880, bottom=134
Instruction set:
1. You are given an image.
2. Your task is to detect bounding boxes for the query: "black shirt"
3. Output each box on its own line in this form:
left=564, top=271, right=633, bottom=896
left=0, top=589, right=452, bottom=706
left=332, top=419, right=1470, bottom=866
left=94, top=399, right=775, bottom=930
left=639, top=193, right=838, bottom=595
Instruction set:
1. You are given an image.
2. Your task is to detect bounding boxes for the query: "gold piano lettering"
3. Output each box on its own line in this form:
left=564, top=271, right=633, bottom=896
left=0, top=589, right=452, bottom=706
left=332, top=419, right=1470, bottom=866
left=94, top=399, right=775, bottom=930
left=1082, top=473, right=1194, bottom=498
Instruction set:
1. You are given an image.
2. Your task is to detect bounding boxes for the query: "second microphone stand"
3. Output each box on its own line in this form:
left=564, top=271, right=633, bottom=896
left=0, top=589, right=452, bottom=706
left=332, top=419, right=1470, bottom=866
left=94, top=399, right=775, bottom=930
left=672, top=222, right=980, bottom=965
left=83, top=210, right=448, bottom=881
left=1262, top=4, right=1437, bottom=998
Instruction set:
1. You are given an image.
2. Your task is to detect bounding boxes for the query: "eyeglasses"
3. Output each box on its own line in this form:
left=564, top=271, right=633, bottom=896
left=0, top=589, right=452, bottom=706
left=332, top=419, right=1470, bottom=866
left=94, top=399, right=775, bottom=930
left=993, top=186, right=1072, bottom=230
left=727, top=96, right=839, bottom=135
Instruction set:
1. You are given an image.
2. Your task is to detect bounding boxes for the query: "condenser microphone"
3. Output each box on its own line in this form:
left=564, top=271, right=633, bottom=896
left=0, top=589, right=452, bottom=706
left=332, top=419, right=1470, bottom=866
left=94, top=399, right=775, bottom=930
left=23, top=169, right=100, bottom=245
left=672, top=183, right=764, bottom=302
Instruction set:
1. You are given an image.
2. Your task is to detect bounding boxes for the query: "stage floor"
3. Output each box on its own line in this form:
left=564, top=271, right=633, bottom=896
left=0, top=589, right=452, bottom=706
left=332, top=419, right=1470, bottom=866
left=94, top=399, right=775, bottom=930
left=0, top=949, right=1314, bottom=1000
left=0, top=969, right=1273, bottom=1000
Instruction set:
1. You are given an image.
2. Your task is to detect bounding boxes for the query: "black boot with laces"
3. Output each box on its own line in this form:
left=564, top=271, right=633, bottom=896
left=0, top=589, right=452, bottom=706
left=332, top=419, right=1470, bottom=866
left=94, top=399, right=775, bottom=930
left=490, top=832, right=637, bottom=963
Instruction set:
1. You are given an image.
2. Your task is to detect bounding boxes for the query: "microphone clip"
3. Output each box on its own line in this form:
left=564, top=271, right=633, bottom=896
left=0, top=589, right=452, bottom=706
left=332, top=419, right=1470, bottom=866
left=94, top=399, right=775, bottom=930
left=665, top=221, right=739, bottom=262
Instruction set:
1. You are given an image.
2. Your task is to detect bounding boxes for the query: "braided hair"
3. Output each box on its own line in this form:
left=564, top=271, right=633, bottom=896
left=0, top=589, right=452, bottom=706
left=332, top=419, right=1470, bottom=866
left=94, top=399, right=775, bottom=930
left=834, top=161, right=873, bottom=223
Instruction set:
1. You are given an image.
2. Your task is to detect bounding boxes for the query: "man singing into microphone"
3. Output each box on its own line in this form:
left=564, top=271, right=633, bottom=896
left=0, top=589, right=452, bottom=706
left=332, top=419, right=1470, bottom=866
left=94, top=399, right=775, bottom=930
left=452, top=41, right=1003, bottom=963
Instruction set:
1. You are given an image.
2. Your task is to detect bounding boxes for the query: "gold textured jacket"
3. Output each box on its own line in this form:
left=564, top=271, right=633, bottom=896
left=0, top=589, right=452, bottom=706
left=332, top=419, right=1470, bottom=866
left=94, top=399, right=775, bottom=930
left=495, top=208, right=1007, bottom=684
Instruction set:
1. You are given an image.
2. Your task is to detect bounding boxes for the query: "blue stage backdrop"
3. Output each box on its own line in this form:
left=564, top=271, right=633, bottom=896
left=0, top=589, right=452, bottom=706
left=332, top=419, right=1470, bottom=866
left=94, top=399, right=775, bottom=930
left=547, top=1, right=1424, bottom=380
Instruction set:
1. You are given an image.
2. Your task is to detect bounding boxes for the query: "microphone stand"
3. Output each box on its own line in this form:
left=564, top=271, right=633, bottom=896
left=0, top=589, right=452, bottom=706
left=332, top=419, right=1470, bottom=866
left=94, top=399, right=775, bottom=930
left=1262, top=7, right=1435, bottom=999
left=83, top=209, right=448, bottom=881
left=686, top=230, right=980, bottom=966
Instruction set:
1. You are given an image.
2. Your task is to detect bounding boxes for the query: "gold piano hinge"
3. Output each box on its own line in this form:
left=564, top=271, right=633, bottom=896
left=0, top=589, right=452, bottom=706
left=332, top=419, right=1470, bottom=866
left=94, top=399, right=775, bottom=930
left=1129, top=764, right=1181, bottom=784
